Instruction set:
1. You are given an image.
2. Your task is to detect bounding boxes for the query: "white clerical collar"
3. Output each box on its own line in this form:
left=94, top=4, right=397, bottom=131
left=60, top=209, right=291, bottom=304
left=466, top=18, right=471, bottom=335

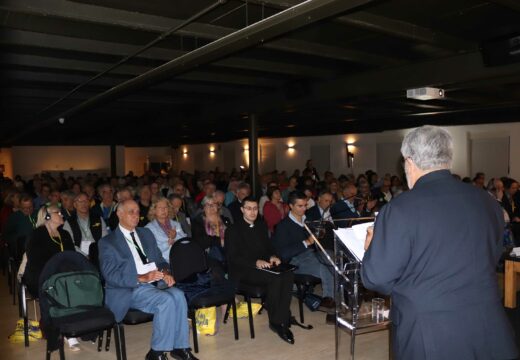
left=289, top=212, right=306, bottom=227
left=243, top=217, right=255, bottom=228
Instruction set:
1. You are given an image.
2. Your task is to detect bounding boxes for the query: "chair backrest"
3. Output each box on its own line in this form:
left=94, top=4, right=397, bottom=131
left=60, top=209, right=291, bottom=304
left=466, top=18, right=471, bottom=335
left=170, top=239, right=208, bottom=283
left=38, top=251, right=100, bottom=320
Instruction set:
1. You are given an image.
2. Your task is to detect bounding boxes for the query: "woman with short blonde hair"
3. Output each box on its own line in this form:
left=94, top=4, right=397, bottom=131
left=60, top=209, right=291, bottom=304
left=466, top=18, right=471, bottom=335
left=145, top=198, right=187, bottom=263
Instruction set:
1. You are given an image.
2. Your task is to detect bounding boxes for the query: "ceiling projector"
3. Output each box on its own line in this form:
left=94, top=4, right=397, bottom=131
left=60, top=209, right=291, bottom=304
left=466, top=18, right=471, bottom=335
left=406, top=87, right=445, bottom=100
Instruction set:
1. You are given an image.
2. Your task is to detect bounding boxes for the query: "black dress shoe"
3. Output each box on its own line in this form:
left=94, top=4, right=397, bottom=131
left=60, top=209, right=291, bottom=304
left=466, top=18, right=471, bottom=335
left=269, top=323, right=295, bottom=344
left=145, top=350, right=168, bottom=360
left=170, top=348, right=198, bottom=360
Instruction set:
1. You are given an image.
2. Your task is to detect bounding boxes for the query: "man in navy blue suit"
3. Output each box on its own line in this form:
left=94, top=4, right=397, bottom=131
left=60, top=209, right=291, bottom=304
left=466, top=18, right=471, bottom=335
left=330, top=183, right=375, bottom=228
left=305, top=190, right=334, bottom=251
left=99, top=200, right=197, bottom=360
left=362, top=126, right=517, bottom=360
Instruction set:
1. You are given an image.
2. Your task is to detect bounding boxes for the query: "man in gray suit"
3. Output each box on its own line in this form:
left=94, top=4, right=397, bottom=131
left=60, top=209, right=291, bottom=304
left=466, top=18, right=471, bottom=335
left=99, top=200, right=197, bottom=360
left=362, top=126, right=517, bottom=360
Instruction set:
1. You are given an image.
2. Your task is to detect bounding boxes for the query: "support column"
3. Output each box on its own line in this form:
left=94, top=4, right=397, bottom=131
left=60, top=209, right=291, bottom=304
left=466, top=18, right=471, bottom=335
left=110, top=144, right=117, bottom=177
left=248, top=114, right=259, bottom=199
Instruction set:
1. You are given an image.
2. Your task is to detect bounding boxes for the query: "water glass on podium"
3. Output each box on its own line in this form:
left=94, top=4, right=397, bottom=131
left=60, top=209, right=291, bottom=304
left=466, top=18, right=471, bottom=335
left=371, top=298, right=385, bottom=323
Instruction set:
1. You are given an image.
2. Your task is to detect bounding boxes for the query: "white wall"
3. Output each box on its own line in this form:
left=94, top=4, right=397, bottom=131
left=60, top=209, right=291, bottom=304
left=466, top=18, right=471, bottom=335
left=124, top=146, right=172, bottom=176
left=11, top=146, right=111, bottom=178
left=5, top=122, right=520, bottom=181
left=0, top=148, right=14, bottom=179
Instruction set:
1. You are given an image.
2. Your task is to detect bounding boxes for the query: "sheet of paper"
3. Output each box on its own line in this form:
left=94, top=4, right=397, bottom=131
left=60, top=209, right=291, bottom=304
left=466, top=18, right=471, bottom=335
left=136, top=261, right=157, bottom=276
left=352, top=222, right=374, bottom=241
left=334, top=221, right=373, bottom=261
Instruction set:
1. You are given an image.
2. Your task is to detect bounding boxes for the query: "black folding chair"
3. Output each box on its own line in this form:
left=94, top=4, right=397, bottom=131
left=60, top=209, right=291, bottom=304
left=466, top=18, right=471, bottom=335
left=38, top=251, right=122, bottom=360
left=170, top=239, right=238, bottom=353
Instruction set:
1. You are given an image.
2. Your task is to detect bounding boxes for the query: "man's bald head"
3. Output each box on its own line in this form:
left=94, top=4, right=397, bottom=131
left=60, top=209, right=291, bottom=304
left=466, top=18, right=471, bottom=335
left=117, top=199, right=140, bottom=231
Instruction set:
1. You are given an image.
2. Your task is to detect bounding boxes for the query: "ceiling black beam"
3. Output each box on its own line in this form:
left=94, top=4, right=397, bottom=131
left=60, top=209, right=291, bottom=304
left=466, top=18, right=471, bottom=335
left=1, top=29, right=336, bottom=78
left=243, top=0, right=476, bottom=52
left=0, top=0, right=400, bottom=66
left=197, top=51, right=520, bottom=121
left=50, top=0, right=377, bottom=119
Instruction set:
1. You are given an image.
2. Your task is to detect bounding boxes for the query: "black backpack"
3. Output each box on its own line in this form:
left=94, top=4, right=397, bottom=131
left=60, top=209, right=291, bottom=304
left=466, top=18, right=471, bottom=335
left=42, top=270, right=103, bottom=318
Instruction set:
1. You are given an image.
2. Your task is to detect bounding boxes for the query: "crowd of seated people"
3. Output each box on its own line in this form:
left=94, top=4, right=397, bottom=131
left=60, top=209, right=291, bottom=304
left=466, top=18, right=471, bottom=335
left=1, top=163, right=520, bottom=357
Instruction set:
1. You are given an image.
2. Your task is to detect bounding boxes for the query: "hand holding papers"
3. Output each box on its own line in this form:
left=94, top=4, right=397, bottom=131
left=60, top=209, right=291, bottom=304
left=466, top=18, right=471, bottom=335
left=137, top=261, right=157, bottom=276
left=334, top=222, right=374, bottom=261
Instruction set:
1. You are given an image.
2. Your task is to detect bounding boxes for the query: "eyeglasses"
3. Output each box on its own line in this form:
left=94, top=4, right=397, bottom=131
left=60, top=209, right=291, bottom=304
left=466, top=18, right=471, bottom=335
left=243, top=206, right=258, bottom=211
left=205, top=203, right=218, bottom=208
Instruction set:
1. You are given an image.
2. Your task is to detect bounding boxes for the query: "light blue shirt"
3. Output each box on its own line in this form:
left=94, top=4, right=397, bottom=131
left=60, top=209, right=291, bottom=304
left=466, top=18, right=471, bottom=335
left=145, top=219, right=187, bottom=263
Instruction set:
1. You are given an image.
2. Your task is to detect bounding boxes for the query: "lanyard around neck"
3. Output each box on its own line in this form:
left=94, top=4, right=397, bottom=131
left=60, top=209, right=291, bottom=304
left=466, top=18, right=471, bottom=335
left=49, top=233, right=64, bottom=252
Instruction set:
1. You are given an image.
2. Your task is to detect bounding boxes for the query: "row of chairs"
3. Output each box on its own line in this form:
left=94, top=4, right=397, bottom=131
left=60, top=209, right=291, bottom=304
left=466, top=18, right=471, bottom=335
left=15, top=240, right=321, bottom=360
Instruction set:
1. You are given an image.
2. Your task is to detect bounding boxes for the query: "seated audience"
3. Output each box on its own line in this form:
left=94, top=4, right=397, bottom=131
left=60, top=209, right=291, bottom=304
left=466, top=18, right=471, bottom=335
left=227, top=197, right=295, bottom=344
left=92, top=184, right=117, bottom=230
left=213, top=190, right=234, bottom=223
left=263, top=186, right=289, bottom=236
left=99, top=200, right=196, bottom=360
left=191, top=196, right=231, bottom=281
left=33, top=183, right=51, bottom=210
left=60, top=190, right=76, bottom=221
left=24, top=205, right=75, bottom=296
left=302, top=186, right=316, bottom=209
left=305, top=190, right=334, bottom=251
left=258, top=180, right=278, bottom=215
left=0, top=189, right=20, bottom=233
left=171, top=182, right=197, bottom=218
left=331, top=183, right=375, bottom=227
left=272, top=191, right=335, bottom=312
left=4, top=194, right=36, bottom=261
left=281, top=176, right=298, bottom=203
left=145, top=197, right=187, bottom=263
left=137, top=185, right=152, bottom=227
left=227, top=182, right=251, bottom=222
left=168, top=194, right=192, bottom=237
left=63, top=192, right=108, bottom=261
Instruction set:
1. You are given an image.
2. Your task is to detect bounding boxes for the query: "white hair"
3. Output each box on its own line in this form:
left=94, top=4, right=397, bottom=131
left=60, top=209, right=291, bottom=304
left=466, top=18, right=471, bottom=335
left=401, top=125, right=453, bottom=171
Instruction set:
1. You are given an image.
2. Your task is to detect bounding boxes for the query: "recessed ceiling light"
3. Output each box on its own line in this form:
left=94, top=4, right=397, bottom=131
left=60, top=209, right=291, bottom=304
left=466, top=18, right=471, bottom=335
left=286, top=124, right=296, bottom=128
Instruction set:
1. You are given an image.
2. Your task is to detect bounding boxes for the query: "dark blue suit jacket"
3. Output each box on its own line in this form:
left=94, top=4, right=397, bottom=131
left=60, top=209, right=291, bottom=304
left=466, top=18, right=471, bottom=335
left=330, top=200, right=359, bottom=228
left=361, top=170, right=517, bottom=359
left=99, top=227, right=169, bottom=322
left=305, top=205, right=322, bottom=222
left=305, top=205, right=335, bottom=251
left=272, top=216, right=308, bottom=262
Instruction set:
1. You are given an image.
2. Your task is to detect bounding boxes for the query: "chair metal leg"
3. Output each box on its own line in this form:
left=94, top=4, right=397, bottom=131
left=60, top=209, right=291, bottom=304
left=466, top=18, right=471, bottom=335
left=58, top=336, right=65, bottom=360
left=113, top=324, right=126, bottom=360
left=231, top=300, right=239, bottom=340
left=7, top=259, right=13, bottom=295
left=246, top=296, right=255, bottom=339
left=20, top=283, right=29, bottom=347
left=12, top=267, right=17, bottom=305
left=297, top=284, right=305, bottom=323
left=97, top=331, right=103, bottom=352
left=106, top=327, right=112, bottom=351
left=46, top=340, right=52, bottom=360
left=190, top=309, right=199, bottom=353
left=223, top=303, right=230, bottom=324
left=114, top=324, right=126, bottom=360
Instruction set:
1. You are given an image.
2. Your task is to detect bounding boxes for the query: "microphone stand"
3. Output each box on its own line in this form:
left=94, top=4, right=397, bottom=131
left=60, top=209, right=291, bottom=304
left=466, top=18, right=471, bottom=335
left=305, top=217, right=376, bottom=360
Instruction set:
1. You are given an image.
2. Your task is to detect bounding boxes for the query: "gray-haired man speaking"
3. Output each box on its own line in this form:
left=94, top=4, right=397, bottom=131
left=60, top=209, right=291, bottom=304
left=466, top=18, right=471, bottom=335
left=362, top=125, right=517, bottom=360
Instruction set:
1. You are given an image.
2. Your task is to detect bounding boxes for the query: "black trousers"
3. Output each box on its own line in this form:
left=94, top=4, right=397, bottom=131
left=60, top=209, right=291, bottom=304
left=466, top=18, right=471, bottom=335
left=240, top=268, right=294, bottom=325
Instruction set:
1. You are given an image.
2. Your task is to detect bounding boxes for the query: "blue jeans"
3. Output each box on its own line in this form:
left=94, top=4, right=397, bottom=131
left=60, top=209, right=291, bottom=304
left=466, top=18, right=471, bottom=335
left=130, top=284, right=189, bottom=351
left=290, top=248, right=334, bottom=298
